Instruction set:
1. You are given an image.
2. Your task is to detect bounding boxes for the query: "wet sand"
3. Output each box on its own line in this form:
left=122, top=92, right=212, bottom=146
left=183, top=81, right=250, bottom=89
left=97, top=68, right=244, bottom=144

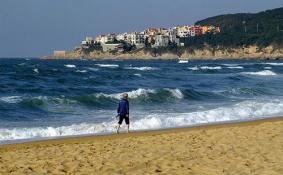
left=0, top=117, right=282, bottom=175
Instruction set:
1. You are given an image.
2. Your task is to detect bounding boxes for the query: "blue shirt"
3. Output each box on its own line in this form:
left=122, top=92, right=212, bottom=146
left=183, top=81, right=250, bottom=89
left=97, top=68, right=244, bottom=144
left=117, top=99, right=129, bottom=116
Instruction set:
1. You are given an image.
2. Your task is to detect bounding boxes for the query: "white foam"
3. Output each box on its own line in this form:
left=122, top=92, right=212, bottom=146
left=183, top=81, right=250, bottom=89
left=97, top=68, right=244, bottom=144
left=95, top=88, right=184, bottom=100
left=188, top=66, right=199, bottom=71
left=134, top=74, right=142, bottom=77
left=76, top=70, right=87, bottom=73
left=165, top=88, right=184, bottom=99
left=125, top=66, right=158, bottom=71
left=188, top=66, right=222, bottom=70
left=33, top=68, right=39, bottom=73
left=242, top=70, right=277, bottom=76
left=87, top=67, right=99, bottom=71
left=227, top=66, right=244, bottom=69
left=222, top=64, right=240, bottom=66
left=262, top=63, right=283, bottom=66
left=96, top=88, right=156, bottom=100
left=0, top=96, right=22, bottom=104
left=178, top=60, right=188, bottom=64
left=65, top=64, right=76, bottom=68
left=95, top=64, right=119, bottom=68
left=264, top=67, right=272, bottom=70
left=201, top=66, right=222, bottom=70
left=1, top=98, right=283, bottom=141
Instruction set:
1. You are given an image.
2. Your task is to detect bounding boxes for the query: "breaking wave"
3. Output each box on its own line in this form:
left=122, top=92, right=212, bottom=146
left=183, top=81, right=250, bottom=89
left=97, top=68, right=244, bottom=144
left=227, top=66, right=244, bottom=69
left=1, top=98, right=282, bottom=141
left=242, top=70, right=277, bottom=76
left=0, top=96, right=23, bottom=104
left=188, top=66, right=222, bottom=70
left=0, top=88, right=219, bottom=109
left=64, top=64, right=76, bottom=68
left=95, top=64, right=119, bottom=68
left=261, top=63, right=283, bottom=66
left=76, top=70, right=87, bottom=73
left=125, top=66, right=159, bottom=71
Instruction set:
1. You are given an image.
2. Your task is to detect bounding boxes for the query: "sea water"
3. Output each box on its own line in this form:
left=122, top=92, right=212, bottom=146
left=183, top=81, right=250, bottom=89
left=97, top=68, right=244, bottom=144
left=1, top=58, right=283, bottom=143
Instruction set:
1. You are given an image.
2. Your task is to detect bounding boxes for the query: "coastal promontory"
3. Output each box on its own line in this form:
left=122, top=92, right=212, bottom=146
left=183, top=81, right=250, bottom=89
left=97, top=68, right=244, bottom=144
left=44, top=7, right=283, bottom=60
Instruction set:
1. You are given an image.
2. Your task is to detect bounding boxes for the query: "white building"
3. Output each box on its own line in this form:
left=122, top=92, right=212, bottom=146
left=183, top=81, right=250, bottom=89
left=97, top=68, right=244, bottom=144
left=81, top=37, right=94, bottom=45
left=176, top=26, right=191, bottom=37
left=95, top=34, right=116, bottom=44
left=168, top=28, right=180, bottom=45
left=153, top=35, right=169, bottom=48
left=116, top=33, right=126, bottom=41
left=124, top=32, right=145, bottom=47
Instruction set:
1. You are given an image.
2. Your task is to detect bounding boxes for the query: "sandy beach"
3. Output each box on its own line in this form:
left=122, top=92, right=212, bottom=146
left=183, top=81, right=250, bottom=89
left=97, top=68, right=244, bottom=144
left=0, top=118, right=282, bottom=175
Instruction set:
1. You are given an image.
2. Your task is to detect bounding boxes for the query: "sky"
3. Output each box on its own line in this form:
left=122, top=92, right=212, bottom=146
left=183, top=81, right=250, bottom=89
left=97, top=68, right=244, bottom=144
left=0, top=0, right=282, bottom=58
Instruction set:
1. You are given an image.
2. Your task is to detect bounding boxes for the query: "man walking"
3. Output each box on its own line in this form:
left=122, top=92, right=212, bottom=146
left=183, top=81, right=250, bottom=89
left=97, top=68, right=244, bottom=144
left=116, top=93, right=130, bottom=134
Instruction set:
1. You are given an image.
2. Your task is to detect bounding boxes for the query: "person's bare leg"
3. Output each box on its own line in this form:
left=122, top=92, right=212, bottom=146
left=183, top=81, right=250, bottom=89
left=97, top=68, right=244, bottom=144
left=126, top=124, right=130, bottom=133
left=116, top=124, right=120, bottom=134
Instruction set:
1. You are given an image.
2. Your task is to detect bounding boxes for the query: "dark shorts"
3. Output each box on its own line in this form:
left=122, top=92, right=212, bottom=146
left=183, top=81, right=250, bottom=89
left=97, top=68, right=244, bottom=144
left=118, top=115, right=130, bottom=125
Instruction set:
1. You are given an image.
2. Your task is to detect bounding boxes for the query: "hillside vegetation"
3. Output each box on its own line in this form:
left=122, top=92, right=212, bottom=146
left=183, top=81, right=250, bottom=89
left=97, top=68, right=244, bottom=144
left=183, top=7, right=283, bottom=49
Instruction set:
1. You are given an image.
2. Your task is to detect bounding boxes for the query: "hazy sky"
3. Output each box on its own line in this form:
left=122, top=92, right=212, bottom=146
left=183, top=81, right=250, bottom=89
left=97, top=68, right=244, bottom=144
left=0, top=0, right=282, bottom=57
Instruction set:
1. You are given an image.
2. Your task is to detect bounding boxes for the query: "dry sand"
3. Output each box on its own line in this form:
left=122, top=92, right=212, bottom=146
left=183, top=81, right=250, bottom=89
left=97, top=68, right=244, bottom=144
left=0, top=118, right=282, bottom=175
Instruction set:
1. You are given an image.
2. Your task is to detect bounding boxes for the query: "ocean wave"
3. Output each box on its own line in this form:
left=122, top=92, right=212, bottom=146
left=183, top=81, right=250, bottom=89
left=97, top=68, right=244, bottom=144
left=76, top=70, right=87, bottom=73
left=98, top=88, right=186, bottom=100
left=261, top=63, right=283, bottom=66
left=221, top=64, right=240, bottom=66
left=0, top=96, right=23, bottom=104
left=20, top=96, right=77, bottom=109
left=33, top=68, right=39, bottom=73
left=227, top=66, right=244, bottom=69
left=87, top=67, right=99, bottom=71
left=1, top=98, right=282, bottom=141
left=264, top=67, right=272, bottom=70
left=134, top=74, right=142, bottom=77
left=242, top=70, right=277, bottom=76
left=75, top=88, right=189, bottom=107
left=18, top=63, right=26, bottom=66
left=188, top=66, right=222, bottom=70
left=221, top=87, right=265, bottom=96
left=65, top=64, right=76, bottom=68
left=0, top=89, right=187, bottom=108
left=95, top=64, right=119, bottom=68
left=178, top=60, right=188, bottom=64
left=125, top=66, right=159, bottom=71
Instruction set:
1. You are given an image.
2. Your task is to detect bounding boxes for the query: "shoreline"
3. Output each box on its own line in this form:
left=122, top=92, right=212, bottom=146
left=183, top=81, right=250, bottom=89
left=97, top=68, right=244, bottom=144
left=1, top=116, right=282, bottom=174
left=1, top=116, right=282, bottom=147
left=43, top=45, right=283, bottom=60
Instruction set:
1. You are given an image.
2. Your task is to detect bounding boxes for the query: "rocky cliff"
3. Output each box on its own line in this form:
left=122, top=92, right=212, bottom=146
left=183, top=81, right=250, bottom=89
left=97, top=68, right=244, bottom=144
left=43, top=45, right=283, bottom=60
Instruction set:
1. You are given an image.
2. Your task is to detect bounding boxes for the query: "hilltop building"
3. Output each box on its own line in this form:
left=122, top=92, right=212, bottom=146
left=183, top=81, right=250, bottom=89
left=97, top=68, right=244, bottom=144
left=78, top=24, right=220, bottom=51
left=153, top=35, right=169, bottom=48
left=95, top=34, right=116, bottom=43
left=124, top=32, right=145, bottom=48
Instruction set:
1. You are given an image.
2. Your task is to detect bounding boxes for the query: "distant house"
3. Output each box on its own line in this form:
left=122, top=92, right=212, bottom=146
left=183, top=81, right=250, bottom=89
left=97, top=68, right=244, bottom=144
left=145, top=27, right=158, bottom=36
left=81, top=37, right=95, bottom=49
left=168, top=28, right=180, bottom=45
left=202, top=26, right=221, bottom=34
left=177, top=26, right=191, bottom=37
left=189, top=26, right=203, bottom=36
left=116, top=33, right=126, bottom=41
left=95, top=34, right=116, bottom=44
left=153, top=35, right=169, bottom=48
left=124, top=32, right=145, bottom=48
